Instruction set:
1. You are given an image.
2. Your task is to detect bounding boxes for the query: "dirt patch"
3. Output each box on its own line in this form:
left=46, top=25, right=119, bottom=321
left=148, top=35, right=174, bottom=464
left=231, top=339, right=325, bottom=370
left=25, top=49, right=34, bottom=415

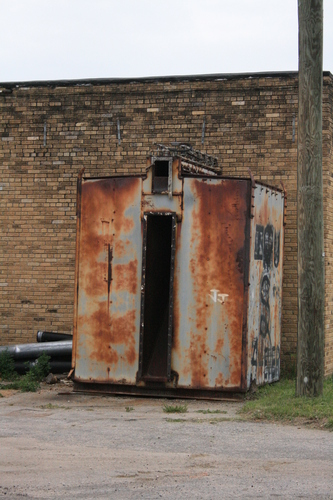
left=0, top=389, right=19, bottom=398
left=0, top=381, right=333, bottom=499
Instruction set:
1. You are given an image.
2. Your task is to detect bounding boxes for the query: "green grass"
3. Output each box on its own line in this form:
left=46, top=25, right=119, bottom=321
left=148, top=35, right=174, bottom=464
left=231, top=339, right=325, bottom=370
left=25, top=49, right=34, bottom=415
left=162, top=403, right=188, bottom=414
left=0, top=352, right=51, bottom=392
left=125, top=406, right=134, bottom=412
left=240, top=377, right=333, bottom=430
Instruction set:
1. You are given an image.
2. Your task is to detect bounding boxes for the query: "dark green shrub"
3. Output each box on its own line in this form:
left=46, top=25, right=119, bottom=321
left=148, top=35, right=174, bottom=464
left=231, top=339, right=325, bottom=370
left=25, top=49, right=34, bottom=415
left=28, top=352, right=51, bottom=381
left=0, top=352, right=51, bottom=392
left=0, top=350, right=17, bottom=381
left=19, top=353, right=51, bottom=392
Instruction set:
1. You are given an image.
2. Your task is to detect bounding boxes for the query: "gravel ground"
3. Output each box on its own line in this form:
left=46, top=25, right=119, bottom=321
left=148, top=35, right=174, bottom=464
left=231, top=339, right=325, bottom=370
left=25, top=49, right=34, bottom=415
left=0, top=381, right=333, bottom=499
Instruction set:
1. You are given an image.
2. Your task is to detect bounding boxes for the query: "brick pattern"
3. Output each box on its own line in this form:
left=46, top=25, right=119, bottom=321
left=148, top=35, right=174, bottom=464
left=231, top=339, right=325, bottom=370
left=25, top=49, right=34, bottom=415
left=0, top=74, right=332, bottom=374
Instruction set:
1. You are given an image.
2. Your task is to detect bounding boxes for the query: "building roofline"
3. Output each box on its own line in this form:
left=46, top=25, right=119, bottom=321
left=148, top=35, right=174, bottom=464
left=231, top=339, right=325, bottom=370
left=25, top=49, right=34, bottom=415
left=0, top=71, right=332, bottom=90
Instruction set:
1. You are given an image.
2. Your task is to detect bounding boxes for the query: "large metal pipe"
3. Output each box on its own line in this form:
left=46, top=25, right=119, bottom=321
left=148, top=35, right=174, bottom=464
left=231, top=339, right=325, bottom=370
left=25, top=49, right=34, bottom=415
left=36, top=331, right=73, bottom=343
left=0, top=340, right=72, bottom=360
left=14, top=360, right=72, bottom=375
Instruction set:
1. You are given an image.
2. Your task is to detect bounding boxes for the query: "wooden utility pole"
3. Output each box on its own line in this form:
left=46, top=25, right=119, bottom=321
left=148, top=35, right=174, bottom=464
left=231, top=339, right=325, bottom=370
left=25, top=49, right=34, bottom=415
left=297, top=0, right=324, bottom=396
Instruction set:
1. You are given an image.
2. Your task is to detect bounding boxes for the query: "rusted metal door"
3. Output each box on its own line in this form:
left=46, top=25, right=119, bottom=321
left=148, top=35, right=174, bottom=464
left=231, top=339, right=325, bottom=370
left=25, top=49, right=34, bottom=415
left=172, top=178, right=251, bottom=390
left=73, top=177, right=142, bottom=384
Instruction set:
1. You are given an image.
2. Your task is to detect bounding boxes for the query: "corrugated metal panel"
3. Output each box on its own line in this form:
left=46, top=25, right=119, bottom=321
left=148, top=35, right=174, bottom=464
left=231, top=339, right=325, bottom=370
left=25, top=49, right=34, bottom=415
left=172, top=178, right=251, bottom=390
left=74, top=177, right=142, bottom=383
left=247, top=184, right=284, bottom=387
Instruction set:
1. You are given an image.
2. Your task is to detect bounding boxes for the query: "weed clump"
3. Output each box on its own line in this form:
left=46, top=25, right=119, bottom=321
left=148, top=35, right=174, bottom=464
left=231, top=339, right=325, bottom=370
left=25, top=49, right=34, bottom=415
left=162, top=403, right=188, bottom=414
left=0, top=352, right=51, bottom=392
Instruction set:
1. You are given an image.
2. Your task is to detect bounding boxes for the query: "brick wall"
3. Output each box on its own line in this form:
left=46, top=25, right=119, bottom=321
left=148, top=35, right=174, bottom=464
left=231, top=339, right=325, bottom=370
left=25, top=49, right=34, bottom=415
left=0, top=72, right=332, bottom=374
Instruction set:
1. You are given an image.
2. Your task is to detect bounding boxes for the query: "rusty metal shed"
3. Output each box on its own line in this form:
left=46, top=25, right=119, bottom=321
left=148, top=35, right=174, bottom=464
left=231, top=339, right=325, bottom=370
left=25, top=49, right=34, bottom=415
left=72, top=145, right=285, bottom=398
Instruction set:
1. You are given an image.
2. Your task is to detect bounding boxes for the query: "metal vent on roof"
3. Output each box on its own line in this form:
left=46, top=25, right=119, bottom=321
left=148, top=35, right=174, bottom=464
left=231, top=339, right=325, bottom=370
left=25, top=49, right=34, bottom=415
left=151, top=143, right=221, bottom=176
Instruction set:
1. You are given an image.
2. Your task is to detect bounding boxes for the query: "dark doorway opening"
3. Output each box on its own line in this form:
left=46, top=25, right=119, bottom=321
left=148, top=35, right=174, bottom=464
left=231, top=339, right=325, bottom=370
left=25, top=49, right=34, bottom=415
left=139, top=214, right=175, bottom=381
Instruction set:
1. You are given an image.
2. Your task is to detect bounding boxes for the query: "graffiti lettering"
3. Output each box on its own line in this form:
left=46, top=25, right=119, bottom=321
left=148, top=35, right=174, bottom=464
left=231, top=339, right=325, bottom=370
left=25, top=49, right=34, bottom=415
left=254, top=225, right=264, bottom=260
left=209, top=289, right=229, bottom=304
left=263, top=224, right=274, bottom=270
left=251, top=221, right=281, bottom=384
left=251, top=340, right=280, bottom=382
left=264, top=345, right=280, bottom=381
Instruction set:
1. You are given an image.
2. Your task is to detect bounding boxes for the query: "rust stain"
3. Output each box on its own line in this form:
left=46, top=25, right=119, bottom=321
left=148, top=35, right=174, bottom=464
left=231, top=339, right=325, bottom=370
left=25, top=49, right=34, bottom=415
left=113, top=259, right=138, bottom=295
left=112, top=310, right=137, bottom=365
left=215, top=337, right=224, bottom=353
left=111, top=178, right=139, bottom=234
left=114, top=239, right=131, bottom=258
left=189, top=336, right=208, bottom=387
left=79, top=178, right=140, bottom=298
left=121, top=217, right=134, bottom=234
left=215, top=372, right=224, bottom=387
left=85, top=305, right=137, bottom=367
left=84, top=304, right=119, bottom=365
left=172, top=281, right=180, bottom=352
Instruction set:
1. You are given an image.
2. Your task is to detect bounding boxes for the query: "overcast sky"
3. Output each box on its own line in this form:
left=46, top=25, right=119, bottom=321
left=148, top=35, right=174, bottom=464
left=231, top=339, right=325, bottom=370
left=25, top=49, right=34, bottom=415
left=1, top=0, right=332, bottom=83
